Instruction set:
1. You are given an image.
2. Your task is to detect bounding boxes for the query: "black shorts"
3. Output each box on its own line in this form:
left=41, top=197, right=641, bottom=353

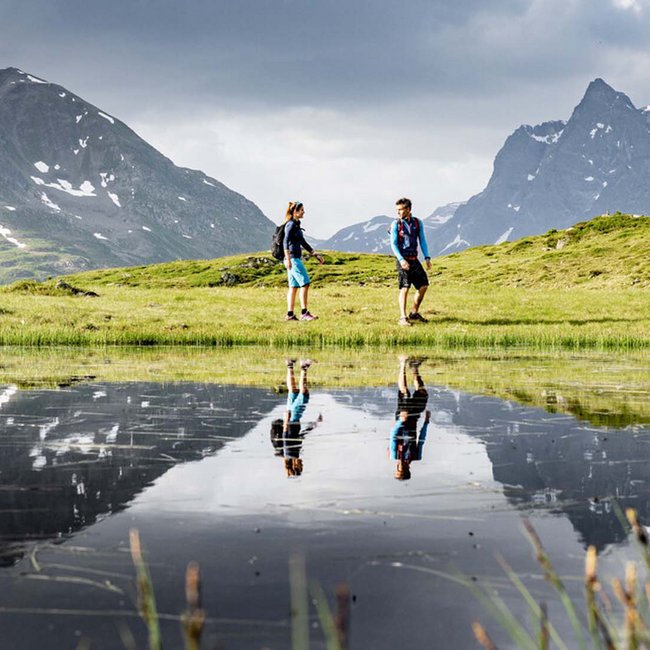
left=395, top=388, right=429, bottom=418
left=397, top=258, right=429, bottom=290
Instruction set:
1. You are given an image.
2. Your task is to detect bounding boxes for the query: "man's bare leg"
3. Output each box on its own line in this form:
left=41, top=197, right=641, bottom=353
left=398, top=355, right=409, bottom=395
left=399, top=287, right=409, bottom=320
left=411, top=285, right=428, bottom=315
left=411, top=358, right=424, bottom=391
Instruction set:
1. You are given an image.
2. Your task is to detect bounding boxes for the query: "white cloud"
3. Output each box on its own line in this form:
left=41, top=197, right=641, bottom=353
left=6, top=0, right=650, bottom=240
left=612, top=0, right=643, bottom=12
left=131, top=106, right=492, bottom=239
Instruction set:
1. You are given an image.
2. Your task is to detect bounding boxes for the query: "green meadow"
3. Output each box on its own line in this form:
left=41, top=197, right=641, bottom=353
left=0, top=346, right=648, bottom=428
left=0, top=213, right=648, bottom=348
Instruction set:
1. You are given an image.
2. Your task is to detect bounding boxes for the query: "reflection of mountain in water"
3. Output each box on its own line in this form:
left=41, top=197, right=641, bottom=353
left=0, top=383, right=276, bottom=562
left=332, top=384, right=650, bottom=550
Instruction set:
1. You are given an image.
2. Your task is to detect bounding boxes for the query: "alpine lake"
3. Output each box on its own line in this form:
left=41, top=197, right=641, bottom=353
left=0, top=346, right=649, bottom=650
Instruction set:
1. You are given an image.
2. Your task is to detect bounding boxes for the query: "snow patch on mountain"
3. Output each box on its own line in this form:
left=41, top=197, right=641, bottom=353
left=495, top=227, right=514, bottom=245
left=363, top=221, right=382, bottom=232
left=0, top=225, right=27, bottom=248
left=40, top=193, right=60, bottom=212
left=530, top=130, right=564, bottom=144
left=31, top=176, right=96, bottom=197
left=441, top=234, right=471, bottom=253
left=97, top=111, right=115, bottom=124
left=99, top=172, right=115, bottom=187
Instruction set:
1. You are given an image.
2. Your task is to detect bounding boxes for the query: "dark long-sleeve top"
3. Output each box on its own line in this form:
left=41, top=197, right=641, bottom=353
left=284, top=219, right=314, bottom=259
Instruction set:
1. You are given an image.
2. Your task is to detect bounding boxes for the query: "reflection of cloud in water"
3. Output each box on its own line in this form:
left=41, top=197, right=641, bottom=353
left=0, top=382, right=279, bottom=556
left=0, top=385, right=17, bottom=409
left=147, top=392, right=494, bottom=516
left=1, top=378, right=649, bottom=558
left=332, top=386, right=650, bottom=549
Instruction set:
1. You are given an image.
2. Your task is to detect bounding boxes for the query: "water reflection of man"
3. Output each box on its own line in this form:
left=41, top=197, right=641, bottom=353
left=270, top=358, right=315, bottom=477
left=390, top=356, right=431, bottom=481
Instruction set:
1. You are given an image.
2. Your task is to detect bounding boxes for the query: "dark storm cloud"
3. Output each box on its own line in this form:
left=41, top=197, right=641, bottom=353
left=5, top=0, right=645, bottom=115
left=2, top=0, right=650, bottom=236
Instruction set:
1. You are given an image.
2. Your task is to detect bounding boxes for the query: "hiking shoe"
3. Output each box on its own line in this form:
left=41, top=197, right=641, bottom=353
left=285, top=314, right=298, bottom=321
left=300, top=359, right=313, bottom=370
left=398, top=317, right=411, bottom=327
left=300, top=311, right=318, bottom=321
left=408, top=312, right=428, bottom=323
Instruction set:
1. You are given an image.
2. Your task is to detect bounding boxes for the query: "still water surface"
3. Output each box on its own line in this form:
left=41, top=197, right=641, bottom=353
left=0, top=353, right=649, bottom=649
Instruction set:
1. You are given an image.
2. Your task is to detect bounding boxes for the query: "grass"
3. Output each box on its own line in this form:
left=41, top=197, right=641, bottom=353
left=0, top=283, right=647, bottom=348
left=128, top=531, right=347, bottom=650
left=0, top=346, right=647, bottom=428
left=470, top=509, right=650, bottom=650
left=0, top=213, right=648, bottom=349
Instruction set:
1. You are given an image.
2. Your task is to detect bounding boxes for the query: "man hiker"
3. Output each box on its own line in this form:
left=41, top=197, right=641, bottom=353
left=390, top=197, right=432, bottom=326
left=389, top=355, right=430, bottom=481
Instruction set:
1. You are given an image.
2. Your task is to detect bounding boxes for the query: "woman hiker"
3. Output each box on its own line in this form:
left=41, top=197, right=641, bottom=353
left=283, top=201, right=324, bottom=321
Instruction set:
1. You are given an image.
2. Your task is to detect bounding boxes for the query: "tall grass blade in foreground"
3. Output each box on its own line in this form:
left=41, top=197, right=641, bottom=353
left=181, top=561, right=205, bottom=650
left=494, top=554, right=568, bottom=650
left=309, top=582, right=341, bottom=650
left=474, top=512, right=650, bottom=649
left=290, top=554, right=309, bottom=650
left=335, top=583, right=351, bottom=650
left=522, top=518, right=588, bottom=650
left=129, top=528, right=162, bottom=650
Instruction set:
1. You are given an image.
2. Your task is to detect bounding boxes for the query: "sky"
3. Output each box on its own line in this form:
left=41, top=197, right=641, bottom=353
left=2, top=0, right=650, bottom=238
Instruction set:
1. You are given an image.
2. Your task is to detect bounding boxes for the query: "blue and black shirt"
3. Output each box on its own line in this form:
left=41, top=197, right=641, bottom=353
left=284, top=219, right=314, bottom=259
left=390, top=217, right=430, bottom=263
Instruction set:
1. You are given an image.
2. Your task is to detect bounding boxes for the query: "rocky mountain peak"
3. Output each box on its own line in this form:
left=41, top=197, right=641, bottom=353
left=0, top=67, right=274, bottom=282
left=423, top=78, right=650, bottom=255
left=571, top=77, right=636, bottom=119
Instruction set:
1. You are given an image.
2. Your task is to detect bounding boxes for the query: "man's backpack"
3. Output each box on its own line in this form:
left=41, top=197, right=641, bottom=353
left=271, top=223, right=287, bottom=261
left=396, top=216, right=420, bottom=241
left=388, top=217, right=421, bottom=244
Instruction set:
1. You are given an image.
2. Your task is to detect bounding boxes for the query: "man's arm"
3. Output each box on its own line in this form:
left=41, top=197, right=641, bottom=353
left=417, top=218, right=432, bottom=269
left=390, top=221, right=409, bottom=269
left=416, top=410, right=430, bottom=459
left=389, top=421, right=402, bottom=459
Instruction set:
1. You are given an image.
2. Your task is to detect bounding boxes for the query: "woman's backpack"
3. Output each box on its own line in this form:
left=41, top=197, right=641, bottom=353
left=271, top=223, right=287, bottom=260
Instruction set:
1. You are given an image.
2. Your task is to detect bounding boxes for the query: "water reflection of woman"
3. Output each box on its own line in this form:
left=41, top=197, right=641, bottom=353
left=390, top=356, right=431, bottom=480
left=270, top=358, right=316, bottom=477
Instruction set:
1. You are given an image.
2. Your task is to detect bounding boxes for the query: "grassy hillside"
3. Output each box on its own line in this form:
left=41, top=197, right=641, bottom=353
left=0, top=213, right=648, bottom=348
left=0, top=347, right=647, bottom=428
left=46, top=212, right=649, bottom=290
left=440, top=212, right=650, bottom=289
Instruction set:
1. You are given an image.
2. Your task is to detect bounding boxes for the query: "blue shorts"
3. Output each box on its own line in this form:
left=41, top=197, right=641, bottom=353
left=285, top=258, right=311, bottom=288
left=287, top=391, right=310, bottom=422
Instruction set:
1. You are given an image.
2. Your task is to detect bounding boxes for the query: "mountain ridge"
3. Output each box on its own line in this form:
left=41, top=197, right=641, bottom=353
left=13, top=211, right=642, bottom=291
left=427, top=77, right=650, bottom=254
left=322, top=78, right=650, bottom=258
left=0, top=67, right=274, bottom=282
